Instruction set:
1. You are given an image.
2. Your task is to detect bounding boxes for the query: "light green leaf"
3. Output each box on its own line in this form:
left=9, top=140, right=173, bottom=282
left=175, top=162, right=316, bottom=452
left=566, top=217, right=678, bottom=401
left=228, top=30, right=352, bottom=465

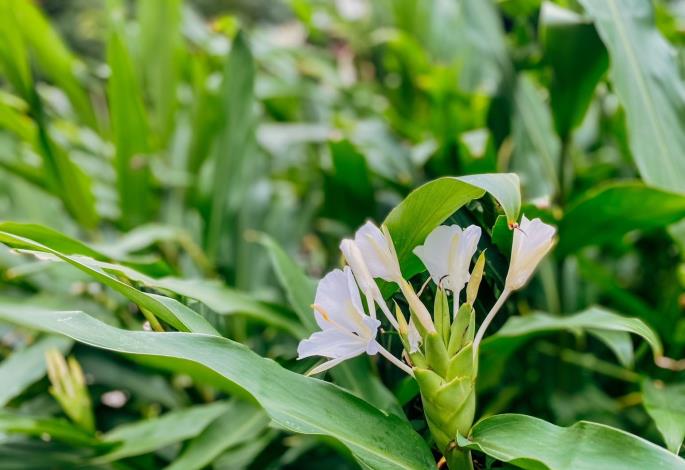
left=0, top=305, right=436, bottom=470
left=0, top=225, right=301, bottom=336
left=206, top=31, right=255, bottom=258
left=0, top=2, right=32, bottom=99
left=0, top=336, right=72, bottom=407
left=0, top=412, right=103, bottom=448
left=139, top=277, right=304, bottom=337
left=0, top=229, right=219, bottom=336
left=107, top=20, right=152, bottom=228
left=384, top=173, right=521, bottom=278
left=165, top=401, right=269, bottom=470
left=12, top=1, right=96, bottom=127
left=0, top=222, right=107, bottom=260
left=580, top=0, right=685, bottom=194
left=510, top=74, right=560, bottom=200
left=97, top=402, right=231, bottom=462
left=137, top=0, right=182, bottom=142
left=642, top=380, right=685, bottom=454
left=558, top=182, right=685, bottom=255
left=459, top=413, right=685, bottom=469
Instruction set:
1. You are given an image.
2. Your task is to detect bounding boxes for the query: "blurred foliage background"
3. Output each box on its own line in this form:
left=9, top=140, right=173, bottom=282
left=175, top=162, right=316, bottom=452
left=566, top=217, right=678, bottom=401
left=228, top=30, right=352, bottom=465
left=0, top=0, right=684, bottom=468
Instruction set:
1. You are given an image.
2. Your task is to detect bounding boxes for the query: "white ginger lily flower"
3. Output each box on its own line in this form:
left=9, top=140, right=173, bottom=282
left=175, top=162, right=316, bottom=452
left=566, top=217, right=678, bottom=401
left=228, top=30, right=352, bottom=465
left=348, top=221, right=403, bottom=283
left=413, top=224, right=481, bottom=304
left=504, top=215, right=556, bottom=291
left=340, top=222, right=402, bottom=329
left=473, top=215, right=556, bottom=357
left=298, top=267, right=412, bottom=375
left=342, top=221, right=435, bottom=333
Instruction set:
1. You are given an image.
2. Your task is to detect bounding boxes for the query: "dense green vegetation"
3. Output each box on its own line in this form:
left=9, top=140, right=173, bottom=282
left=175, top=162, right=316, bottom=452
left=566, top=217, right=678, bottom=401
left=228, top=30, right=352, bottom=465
left=0, top=0, right=684, bottom=468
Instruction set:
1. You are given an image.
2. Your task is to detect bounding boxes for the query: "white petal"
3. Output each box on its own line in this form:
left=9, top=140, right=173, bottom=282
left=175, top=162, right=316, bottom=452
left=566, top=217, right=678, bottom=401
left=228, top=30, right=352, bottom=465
left=297, top=329, right=367, bottom=359
left=313, top=268, right=365, bottom=333
left=340, top=239, right=377, bottom=294
left=505, top=216, right=556, bottom=291
left=413, top=225, right=458, bottom=287
left=448, top=225, right=481, bottom=292
left=354, top=221, right=402, bottom=282
left=307, top=353, right=359, bottom=376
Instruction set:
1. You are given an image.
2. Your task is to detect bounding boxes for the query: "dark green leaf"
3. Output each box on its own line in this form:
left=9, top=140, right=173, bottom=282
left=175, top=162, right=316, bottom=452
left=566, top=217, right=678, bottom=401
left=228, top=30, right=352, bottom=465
left=558, top=182, right=685, bottom=254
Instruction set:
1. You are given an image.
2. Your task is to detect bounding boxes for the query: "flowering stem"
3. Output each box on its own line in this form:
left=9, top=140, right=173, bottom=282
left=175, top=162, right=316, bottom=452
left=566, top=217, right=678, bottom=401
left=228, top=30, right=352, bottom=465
left=472, top=288, right=511, bottom=358
left=452, top=288, right=462, bottom=320
left=399, top=280, right=436, bottom=333
left=377, top=344, right=414, bottom=376
left=375, top=293, right=399, bottom=330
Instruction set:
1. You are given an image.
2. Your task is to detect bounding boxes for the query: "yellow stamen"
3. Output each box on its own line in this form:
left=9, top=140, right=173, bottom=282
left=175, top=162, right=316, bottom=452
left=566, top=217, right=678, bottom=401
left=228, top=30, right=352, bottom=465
left=311, top=304, right=330, bottom=322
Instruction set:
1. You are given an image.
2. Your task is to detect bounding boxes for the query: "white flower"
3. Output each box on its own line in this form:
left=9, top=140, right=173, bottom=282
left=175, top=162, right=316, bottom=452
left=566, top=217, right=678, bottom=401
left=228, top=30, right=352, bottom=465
left=340, top=221, right=403, bottom=329
left=347, top=221, right=403, bottom=284
left=297, top=267, right=381, bottom=375
left=504, top=215, right=556, bottom=291
left=413, top=224, right=481, bottom=297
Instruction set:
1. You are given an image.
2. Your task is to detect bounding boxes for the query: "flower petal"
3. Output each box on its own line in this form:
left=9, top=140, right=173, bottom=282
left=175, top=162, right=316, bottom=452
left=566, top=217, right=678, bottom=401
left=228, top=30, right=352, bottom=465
left=413, top=225, right=458, bottom=287
left=297, top=329, right=368, bottom=360
left=313, top=267, right=365, bottom=333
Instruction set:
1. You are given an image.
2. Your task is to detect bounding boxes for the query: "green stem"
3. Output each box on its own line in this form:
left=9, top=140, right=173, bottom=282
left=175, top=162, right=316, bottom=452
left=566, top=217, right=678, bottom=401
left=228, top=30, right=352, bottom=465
left=445, top=446, right=474, bottom=470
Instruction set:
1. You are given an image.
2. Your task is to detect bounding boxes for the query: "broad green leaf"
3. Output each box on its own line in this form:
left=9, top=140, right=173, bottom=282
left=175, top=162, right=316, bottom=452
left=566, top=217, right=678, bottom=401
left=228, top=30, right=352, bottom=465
left=97, top=402, right=231, bottom=462
left=580, top=0, right=685, bottom=195
left=384, top=173, right=521, bottom=278
left=510, top=74, right=560, bottom=200
left=0, top=225, right=299, bottom=336
left=165, top=401, right=269, bottom=470
left=136, top=276, right=304, bottom=337
left=558, top=182, right=685, bottom=254
left=478, top=307, right=663, bottom=391
left=107, top=21, right=152, bottom=228
left=0, top=222, right=106, bottom=260
left=0, top=229, right=219, bottom=336
left=260, top=235, right=403, bottom=415
left=206, top=31, right=255, bottom=258
left=485, top=307, right=663, bottom=366
left=0, top=305, right=436, bottom=470
left=540, top=2, right=607, bottom=139
left=459, top=413, right=685, bottom=469
left=642, top=380, right=685, bottom=454
left=0, top=336, right=72, bottom=407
